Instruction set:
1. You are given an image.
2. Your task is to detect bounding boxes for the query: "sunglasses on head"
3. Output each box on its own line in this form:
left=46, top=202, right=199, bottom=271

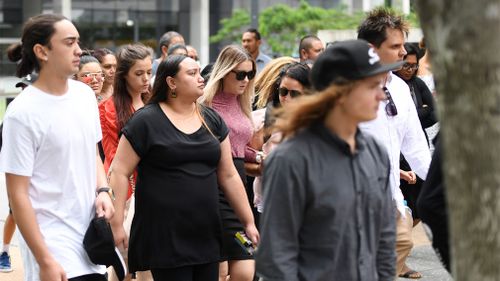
left=231, top=70, right=256, bottom=81
left=383, top=87, right=398, bottom=116
left=278, top=87, right=302, bottom=98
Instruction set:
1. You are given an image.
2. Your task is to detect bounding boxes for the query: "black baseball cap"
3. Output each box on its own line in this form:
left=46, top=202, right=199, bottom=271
left=83, top=217, right=127, bottom=281
left=310, top=39, right=404, bottom=91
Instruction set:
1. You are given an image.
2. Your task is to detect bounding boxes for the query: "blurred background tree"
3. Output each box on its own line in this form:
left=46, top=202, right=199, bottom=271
left=209, top=9, right=251, bottom=46
left=210, top=0, right=419, bottom=57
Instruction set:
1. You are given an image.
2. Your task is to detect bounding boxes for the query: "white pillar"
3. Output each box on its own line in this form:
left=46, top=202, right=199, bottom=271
left=190, top=0, right=210, bottom=67
left=364, top=0, right=386, bottom=11
left=53, top=0, right=72, bottom=19
left=402, top=0, right=411, bottom=15
left=390, top=0, right=411, bottom=14
left=363, top=0, right=371, bottom=12
left=343, top=0, right=354, bottom=14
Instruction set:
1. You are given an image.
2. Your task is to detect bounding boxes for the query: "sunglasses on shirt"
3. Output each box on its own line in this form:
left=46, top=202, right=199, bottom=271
left=383, top=87, right=398, bottom=117
left=231, top=70, right=256, bottom=81
left=278, top=87, right=302, bottom=98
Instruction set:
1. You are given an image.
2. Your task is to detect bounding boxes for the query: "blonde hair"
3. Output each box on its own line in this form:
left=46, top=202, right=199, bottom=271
left=254, top=56, right=297, bottom=109
left=200, top=45, right=255, bottom=119
left=273, top=81, right=356, bottom=139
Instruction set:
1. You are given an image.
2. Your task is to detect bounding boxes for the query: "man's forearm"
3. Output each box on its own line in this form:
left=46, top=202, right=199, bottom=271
left=6, top=174, right=55, bottom=267
left=96, top=149, right=108, bottom=189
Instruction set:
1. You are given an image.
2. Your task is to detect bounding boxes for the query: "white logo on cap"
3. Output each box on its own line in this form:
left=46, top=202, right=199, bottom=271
left=368, top=48, right=380, bottom=65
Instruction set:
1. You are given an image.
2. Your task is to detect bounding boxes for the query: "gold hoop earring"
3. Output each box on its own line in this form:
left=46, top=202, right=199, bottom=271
left=171, top=90, right=177, bottom=98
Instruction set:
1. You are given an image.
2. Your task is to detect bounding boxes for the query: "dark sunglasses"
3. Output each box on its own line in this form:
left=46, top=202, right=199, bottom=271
left=231, top=70, right=256, bottom=81
left=278, top=87, right=302, bottom=98
left=383, top=87, right=398, bottom=116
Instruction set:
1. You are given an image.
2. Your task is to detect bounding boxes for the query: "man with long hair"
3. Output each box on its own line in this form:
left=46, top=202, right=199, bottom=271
left=256, top=39, right=402, bottom=281
left=1, top=14, right=114, bottom=281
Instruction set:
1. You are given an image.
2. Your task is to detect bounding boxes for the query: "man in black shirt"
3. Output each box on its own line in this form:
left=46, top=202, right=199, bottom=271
left=257, top=39, right=403, bottom=281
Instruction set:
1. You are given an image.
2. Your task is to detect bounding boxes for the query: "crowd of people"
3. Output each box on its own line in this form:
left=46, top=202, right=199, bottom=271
left=0, top=7, right=446, bottom=281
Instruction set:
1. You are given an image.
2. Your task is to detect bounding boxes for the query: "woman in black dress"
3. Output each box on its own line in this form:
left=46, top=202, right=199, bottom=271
left=109, top=55, right=259, bottom=281
left=200, top=45, right=259, bottom=281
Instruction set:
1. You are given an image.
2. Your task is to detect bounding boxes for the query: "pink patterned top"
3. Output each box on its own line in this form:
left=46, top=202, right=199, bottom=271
left=212, top=91, right=255, bottom=160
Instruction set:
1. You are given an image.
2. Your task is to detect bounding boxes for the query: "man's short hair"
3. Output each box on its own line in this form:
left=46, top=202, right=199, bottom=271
left=245, top=28, right=261, bottom=40
left=159, top=31, right=183, bottom=48
left=299, top=35, right=321, bottom=52
left=167, top=44, right=188, bottom=56
left=357, top=7, right=409, bottom=48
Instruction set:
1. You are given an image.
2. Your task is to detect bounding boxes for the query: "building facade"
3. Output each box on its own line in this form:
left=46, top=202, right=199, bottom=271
left=0, top=0, right=410, bottom=76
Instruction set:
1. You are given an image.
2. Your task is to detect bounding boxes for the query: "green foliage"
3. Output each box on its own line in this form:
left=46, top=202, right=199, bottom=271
left=209, top=9, right=250, bottom=44
left=259, top=1, right=368, bottom=55
left=210, top=1, right=420, bottom=56
left=405, top=11, right=420, bottom=28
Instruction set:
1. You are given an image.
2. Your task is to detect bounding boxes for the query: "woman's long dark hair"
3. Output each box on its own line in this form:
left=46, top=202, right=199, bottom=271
left=7, top=14, right=66, bottom=77
left=272, top=62, right=312, bottom=106
left=149, top=55, right=187, bottom=104
left=113, top=43, right=151, bottom=131
left=150, top=55, right=217, bottom=138
left=93, top=48, right=114, bottom=63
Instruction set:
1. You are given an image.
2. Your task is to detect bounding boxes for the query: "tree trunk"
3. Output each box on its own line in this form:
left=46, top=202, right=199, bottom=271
left=415, top=1, right=500, bottom=280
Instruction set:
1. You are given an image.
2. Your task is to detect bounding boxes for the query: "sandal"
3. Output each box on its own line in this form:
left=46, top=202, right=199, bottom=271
left=399, top=270, right=422, bottom=279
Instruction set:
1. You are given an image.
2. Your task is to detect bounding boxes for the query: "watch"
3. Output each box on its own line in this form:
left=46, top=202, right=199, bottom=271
left=96, top=187, right=115, bottom=201
left=255, top=151, right=265, bottom=164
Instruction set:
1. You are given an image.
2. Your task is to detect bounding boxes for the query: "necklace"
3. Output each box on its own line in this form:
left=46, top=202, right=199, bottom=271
left=164, top=103, right=198, bottom=121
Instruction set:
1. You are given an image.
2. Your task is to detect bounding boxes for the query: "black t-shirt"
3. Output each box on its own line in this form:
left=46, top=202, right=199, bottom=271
left=122, top=103, right=229, bottom=271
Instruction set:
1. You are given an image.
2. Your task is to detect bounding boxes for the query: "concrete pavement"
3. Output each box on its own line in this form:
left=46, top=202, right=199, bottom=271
left=397, top=224, right=452, bottom=281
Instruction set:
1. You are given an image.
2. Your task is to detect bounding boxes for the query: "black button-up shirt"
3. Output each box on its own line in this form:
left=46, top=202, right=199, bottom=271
left=256, top=123, right=396, bottom=281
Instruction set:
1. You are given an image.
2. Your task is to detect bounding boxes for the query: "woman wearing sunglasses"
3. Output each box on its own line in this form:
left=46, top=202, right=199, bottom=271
left=75, top=54, right=105, bottom=100
left=249, top=62, right=312, bottom=213
left=253, top=56, right=296, bottom=109
left=394, top=43, right=437, bottom=140
left=394, top=44, right=437, bottom=272
left=200, top=45, right=259, bottom=281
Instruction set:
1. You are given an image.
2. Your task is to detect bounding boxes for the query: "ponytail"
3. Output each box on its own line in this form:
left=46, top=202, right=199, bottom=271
left=13, top=14, right=66, bottom=77
left=7, top=43, right=22, bottom=62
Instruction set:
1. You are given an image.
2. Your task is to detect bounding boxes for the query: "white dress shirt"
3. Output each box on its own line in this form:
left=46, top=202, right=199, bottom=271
left=360, top=73, right=432, bottom=216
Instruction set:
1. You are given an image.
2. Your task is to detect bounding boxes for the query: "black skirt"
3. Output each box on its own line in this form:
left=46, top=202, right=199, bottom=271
left=219, top=158, right=253, bottom=261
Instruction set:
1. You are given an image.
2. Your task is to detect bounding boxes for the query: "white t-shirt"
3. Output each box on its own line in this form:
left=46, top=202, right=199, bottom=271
left=0, top=79, right=105, bottom=279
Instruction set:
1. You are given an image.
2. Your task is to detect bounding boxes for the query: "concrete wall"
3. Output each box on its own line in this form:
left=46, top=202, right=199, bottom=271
left=318, top=28, right=424, bottom=45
